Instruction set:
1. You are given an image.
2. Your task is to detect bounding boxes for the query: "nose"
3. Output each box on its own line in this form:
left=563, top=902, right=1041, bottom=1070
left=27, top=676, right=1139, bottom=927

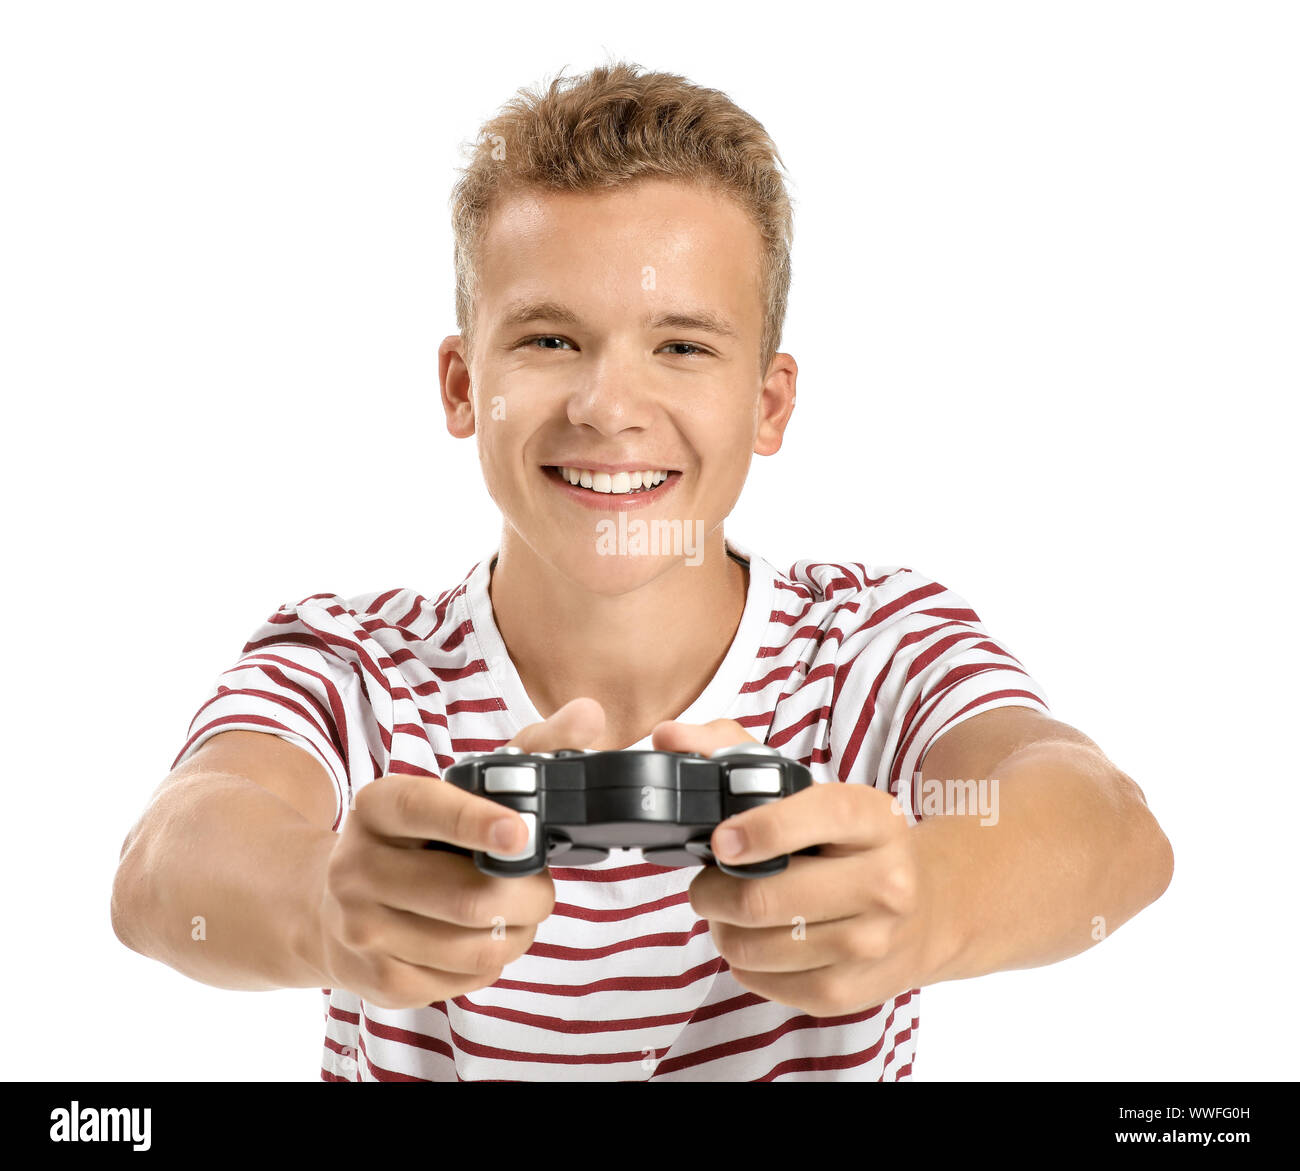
left=564, top=348, right=656, bottom=435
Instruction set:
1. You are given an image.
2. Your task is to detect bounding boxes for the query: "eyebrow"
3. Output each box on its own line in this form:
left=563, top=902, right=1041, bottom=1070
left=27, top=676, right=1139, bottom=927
left=498, top=299, right=738, bottom=338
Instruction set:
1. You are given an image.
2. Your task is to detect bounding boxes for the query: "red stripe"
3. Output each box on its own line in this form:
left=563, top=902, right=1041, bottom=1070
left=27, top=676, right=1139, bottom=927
left=446, top=697, right=509, bottom=714
left=765, top=704, right=830, bottom=749
left=741, top=661, right=816, bottom=693
left=411, top=707, right=450, bottom=729
left=359, top=1032, right=442, bottom=1081
left=391, top=721, right=434, bottom=742
left=328, top=1003, right=360, bottom=1026
left=385, top=760, right=443, bottom=778
left=429, top=659, right=493, bottom=683
left=523, top=918, right=711, bottom=961
left=448, top=737, right=512, bottom=753
left=437, top=617, right=474, bottom=653
left=366, top=587, right=403, bottom=614
left=549, top=862, right=680, bottom=882
left=363, top=1014, right=455, bottom=1060
left=551, top=890, right=690, bottom=922
left=652, top=1001, right=887, bottom=1077
left=396, top=594, right=426, bottom=629
left=447, top=995, right=698, bottom=1035
left=439, top=1018, right=646, bottom=1066
left=490, top=957, right=724, bottom=997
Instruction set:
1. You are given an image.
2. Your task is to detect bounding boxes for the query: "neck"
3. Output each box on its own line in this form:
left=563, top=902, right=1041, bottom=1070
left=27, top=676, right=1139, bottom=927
left=488, top=528, right=749, bottom=749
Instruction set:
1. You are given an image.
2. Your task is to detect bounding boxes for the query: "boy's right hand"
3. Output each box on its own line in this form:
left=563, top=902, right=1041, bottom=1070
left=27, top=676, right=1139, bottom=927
left=316, top=698, right=606, bottom=1010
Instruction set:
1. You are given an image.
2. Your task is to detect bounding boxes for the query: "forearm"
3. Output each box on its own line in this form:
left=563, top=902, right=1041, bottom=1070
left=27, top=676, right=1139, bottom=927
left=111, top=774, right=337, bottom=991
left=911, top=741, right=1174, bottom=986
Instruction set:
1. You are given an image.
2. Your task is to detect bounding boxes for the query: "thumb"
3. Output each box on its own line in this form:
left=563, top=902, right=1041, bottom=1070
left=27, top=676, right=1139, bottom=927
left=650, top=718, right=757, bottom=758
left=508, top=696, right=607, bottom=753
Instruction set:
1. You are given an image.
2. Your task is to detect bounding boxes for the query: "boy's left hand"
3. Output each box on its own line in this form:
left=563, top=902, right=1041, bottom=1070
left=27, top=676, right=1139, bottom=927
left=652, top=717, right=932, bottom=1018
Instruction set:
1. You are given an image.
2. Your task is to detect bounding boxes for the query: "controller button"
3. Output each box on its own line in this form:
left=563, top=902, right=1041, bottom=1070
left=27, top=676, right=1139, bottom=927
left=484, top=765, right=538, bottom=794
left=487, top=812, right=537, bottom=862
left=727, top=766, right=783, bottom=795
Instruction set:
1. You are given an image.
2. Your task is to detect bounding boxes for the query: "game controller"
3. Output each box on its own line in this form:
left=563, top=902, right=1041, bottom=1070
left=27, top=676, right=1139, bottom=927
left=425, top=744, right=817, bottom=879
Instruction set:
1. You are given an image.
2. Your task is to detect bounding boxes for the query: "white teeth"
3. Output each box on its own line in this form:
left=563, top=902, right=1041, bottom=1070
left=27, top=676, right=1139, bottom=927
left=556, top=467, right=670, bottom=495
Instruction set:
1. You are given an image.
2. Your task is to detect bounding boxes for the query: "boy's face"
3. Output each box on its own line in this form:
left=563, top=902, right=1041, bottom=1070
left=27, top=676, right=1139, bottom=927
left=439, top=178, right=796, bottom=593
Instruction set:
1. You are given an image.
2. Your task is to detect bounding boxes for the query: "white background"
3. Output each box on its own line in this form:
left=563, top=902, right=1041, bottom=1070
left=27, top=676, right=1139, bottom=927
left=2, top=0, right=1295, bottom=1081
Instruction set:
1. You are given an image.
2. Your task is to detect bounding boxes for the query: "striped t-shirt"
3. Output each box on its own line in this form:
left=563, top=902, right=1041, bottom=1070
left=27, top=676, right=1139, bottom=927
left=173, top=536, right=1050, bottom=1081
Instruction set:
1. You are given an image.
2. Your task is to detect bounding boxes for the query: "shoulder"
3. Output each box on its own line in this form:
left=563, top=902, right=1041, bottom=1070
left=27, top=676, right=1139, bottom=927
left=772, top=556, right=975, bottom=642
left=240, top=579, right=470, bottom=662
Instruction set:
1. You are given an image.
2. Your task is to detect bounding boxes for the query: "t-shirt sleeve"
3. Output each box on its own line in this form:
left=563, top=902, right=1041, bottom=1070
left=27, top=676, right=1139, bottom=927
left=831, top=570, right=1051, bottom=820
left=171, top=598, right=377, bottom=832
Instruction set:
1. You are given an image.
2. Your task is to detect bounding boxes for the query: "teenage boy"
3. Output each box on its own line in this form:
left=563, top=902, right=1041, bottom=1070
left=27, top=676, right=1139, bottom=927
left=111, top=62, right=1174, bottom=1081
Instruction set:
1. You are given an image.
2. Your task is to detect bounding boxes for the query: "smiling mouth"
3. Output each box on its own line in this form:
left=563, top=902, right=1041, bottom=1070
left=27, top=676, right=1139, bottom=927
left=543, top=465, right=680, bottom=497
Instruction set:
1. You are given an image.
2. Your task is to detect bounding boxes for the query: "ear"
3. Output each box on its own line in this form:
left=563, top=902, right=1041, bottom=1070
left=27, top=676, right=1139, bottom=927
left=438, top=335, right=475, bottom=438
left=754, top=352, right=798, bottom=456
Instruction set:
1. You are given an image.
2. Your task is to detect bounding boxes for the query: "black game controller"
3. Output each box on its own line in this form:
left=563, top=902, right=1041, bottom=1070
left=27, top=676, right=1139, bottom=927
left=425, top=744, right=817, bottom=879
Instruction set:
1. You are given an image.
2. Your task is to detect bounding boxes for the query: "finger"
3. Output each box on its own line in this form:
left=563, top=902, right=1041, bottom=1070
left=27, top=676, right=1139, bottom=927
left=711, top=781, right=905, bottom=867
left=709, top=911, right=898, bottom=973
left=355, top=846, right=557, bottom=927
left=355, top=772, right=533, bottom=855
left=360, top=903, right=538, bottom=975
left=650, top=717, right=756, bottom=757
left=729, top=954, right=918, bottom=1017
left=508, top=696, right=607, bottom=753
left=689, top=851, right=882, bottom=927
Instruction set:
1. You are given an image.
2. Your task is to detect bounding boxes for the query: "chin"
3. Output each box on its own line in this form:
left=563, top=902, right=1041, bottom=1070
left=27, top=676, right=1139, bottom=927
left=533, top=533, right=704, bottom=596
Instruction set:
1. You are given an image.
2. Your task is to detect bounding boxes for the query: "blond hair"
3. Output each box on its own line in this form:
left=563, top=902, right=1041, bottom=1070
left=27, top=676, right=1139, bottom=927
left=450, top=61, right=794, bottom=373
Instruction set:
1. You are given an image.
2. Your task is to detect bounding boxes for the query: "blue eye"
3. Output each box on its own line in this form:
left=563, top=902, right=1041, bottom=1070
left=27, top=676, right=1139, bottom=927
left=528, top=336, right=573, bottom=351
